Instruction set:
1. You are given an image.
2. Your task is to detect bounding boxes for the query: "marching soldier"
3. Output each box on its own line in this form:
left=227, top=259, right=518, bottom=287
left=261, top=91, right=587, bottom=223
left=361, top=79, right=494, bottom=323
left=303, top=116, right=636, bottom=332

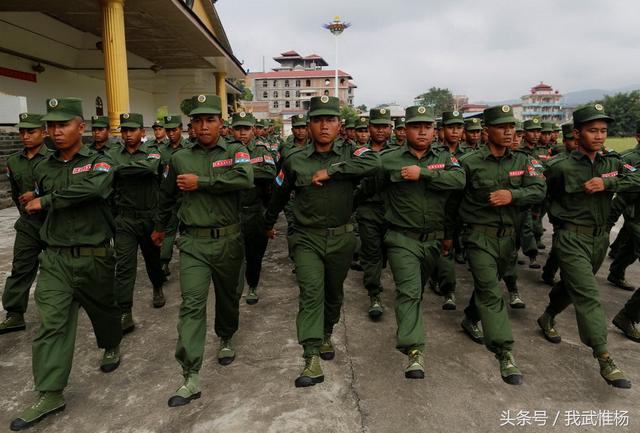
left=392, top=117, right=407, bottom=146
left=149, top=119, right=169, bottom=147
left=461, top=117, right=482, bottom=151
left=354, top=116, right=370, bottom=145
left=89, top=115, right=119, bottom=154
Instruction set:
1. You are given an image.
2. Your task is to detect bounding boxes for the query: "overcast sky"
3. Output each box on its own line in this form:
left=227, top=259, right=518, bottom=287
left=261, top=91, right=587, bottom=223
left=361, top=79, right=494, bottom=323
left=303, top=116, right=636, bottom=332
left=217, top=0, right=640, bottom=108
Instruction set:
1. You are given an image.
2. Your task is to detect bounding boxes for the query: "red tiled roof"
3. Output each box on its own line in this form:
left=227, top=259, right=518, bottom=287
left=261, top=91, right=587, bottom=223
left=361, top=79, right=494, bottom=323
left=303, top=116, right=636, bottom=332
left=532, top=82, right=553, bottom=91
left=303, top=54, right=323, bottom=59
left=280, top=50, right=300, bottom=57
left=249, top=69, right=353, bottom=79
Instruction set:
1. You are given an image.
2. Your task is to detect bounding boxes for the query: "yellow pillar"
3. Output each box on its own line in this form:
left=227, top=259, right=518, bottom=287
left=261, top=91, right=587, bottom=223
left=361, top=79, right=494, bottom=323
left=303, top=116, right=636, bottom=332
left=101, top=0, right=130, bottom=133
left=215, top=72, right=228, bottom=119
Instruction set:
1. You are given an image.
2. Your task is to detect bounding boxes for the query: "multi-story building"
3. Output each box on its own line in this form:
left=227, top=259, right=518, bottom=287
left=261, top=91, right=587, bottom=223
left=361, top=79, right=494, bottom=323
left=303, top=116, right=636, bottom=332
left=246, top=50, right=356, bottom=117
left=521, top=82, right=565, bottom=122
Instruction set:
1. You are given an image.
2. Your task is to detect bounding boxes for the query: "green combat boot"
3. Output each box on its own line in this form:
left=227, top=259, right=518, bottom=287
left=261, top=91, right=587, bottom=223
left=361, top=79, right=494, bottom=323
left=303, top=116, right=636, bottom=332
left=319, top=334, right=335, bottom=360
left=461, top=316, right=484, bottom=344
left=442, top=292, right=456, bottom=311
left=612, top=311, right=640, bottom=343
left=10, top=391, right=66, bottom=431
left=168, top=373, right=201, bottom=407
left=509, top=292, right=525, bottom=309
left=100, top=346, right=121, bottom=373
left=0, top=313, right=26, bottom=335
left=217, top=338, right=235, bottom=366
left=152, top=286, right=165, bottom=309
left=404, top=348, right=425, bottom=379
left=294, top=355, right=324, bottom=388
left=121, top=312, right=135, bottom=335
left=537, top=312, right=561, bottom=343
left=246, top=287, right=259, bottom=305
left=607, top=274, right=635, bottom=291
left=597, top=353, right=631, bottom=389
left=528, top=256, right=540, bottom=269
left=497, top=351, right=523, bottom=385
left=368, top=295, right=383, bottom=320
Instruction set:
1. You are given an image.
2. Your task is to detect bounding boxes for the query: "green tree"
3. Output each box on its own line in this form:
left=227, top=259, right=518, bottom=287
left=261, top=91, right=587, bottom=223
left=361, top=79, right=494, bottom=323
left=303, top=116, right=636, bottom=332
left=590, top=90, right=640, bottom=136
left=231, top=78, right=253, bottom=101
left=356, top=104, right=368, bottom=113
left=415, top=87, right=454, bottom=115
left=340, top=104, right=359, bottom=122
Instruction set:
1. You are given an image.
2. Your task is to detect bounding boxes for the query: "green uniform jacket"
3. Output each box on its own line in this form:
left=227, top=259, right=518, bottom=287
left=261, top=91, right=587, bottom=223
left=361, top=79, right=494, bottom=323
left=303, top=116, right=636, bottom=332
left=545, top=150, right=640, bottom=228
left=379, top=144, right=466, bottom=233
left=355, top=140, right=395, bottom=208
left=159, top=138, right=193, bottom=166
left=459, top=146, right=547, bottom=227
left=6, top=144, right=51, bottom=232
left=156, top=137, right=253, bottom=230
left=34, top=146, right=115, bottom=246
left=89, top=137, right=121, bottom=154
left=265, top=139, right=380, bottom=229
left=242, top=138, right=277, bottom=207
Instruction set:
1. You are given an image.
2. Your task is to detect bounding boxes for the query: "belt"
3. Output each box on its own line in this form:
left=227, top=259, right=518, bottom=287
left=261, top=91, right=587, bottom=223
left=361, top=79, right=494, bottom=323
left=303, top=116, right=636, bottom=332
left=393, top=228, right=444, bottom=242
left=559, top=222, right=607, bottom=237
left=184, top=224, right=241, bottom=239
left=468, top=224, right=515, bottom=238
left=299, top=223, right=354, bottom=236
left=48, top=246, right=110, bottom=257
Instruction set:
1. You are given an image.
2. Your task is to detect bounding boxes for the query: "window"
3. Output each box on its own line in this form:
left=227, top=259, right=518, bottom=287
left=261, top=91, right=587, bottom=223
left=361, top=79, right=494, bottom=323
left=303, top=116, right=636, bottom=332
left=284, top=80, right=289, bottom=87
left=285, top=91, right=290, bottom=98
left=285, top=101, right=290, bottom=108
left=273, top=101, right=279, bottom=109
left=296, top=90, right=301, bottom=97
left=295, top=80, right=301, bottom=87
left=262, top=91, right=268, bottom=99
left=262, top=80, right=267, bottom=87
left=273, top=91, right=278, bottom=98
left=306, top=79, right=311, bottom=87
left=295, top=101, right=300, bottom=108
left=273, top=80, right=278, bottom=87
left=340, top=78, right=345, bottom=85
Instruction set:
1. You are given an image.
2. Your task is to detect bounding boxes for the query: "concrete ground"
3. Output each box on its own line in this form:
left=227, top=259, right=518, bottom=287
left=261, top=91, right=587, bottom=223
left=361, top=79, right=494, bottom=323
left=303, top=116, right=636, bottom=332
left=0, top=205, right=638, bottom=433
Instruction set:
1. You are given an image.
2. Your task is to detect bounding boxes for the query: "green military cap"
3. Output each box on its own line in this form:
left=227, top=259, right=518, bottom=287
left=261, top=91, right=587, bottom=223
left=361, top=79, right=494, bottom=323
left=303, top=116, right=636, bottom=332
left=523, top=118, right=542, bottom=130
left=553, top=122, right=561, bottom=132
left=355, top=116, right=369, bottom=130
left=515, top=121, right=524, bottom=132
left=42, top=97, right=83, bottom=122
left=120, top=112, right=144, bottom=128
left=561, top=123, right=575, bottom=139
left=308, top=95, right=340, bottom=117
left=572, top=103, right=614, bottom=125
left=231, top=111, right=256, bottom=127
left=369, top=108, right=393, bottom=126
left=255, top=119, right=265, bottom=128
left=16, top=113, right=45, bottom=129
left=291, top=113, right=308, bottom=127
left=405, top=105, right=435, bottom=124
left=442, top=110, right=465, bottom=125
left=163, top=114, right=183, bottom=128
left=394, top=117, right=406, bottom=129
left=89, top=115, right=109, bottom=128
left=152, top=119, right=164, bottom=128
left=345, top=119, right=356, bottom=129
left=464, top=117, right=482, bottom=131
left=189, top=94, right=221, bottom=116
left=540, top=122, right=554, bottom=133
left=483, top=105, right=517, bottom=126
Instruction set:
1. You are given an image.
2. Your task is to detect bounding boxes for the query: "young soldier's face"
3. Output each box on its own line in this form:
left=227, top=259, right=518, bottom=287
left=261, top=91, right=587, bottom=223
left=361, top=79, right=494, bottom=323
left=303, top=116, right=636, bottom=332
left=564, top=138, right=578, bottom=152
left=395, top=127, right=406, bottom=141
left=153, top=126, right=166, bottom=140
left=513, top=131, right=524, bottom=146
left=121, top=127, right=144, bottom=146
left=406, top=122, right=435, bottom=149
left=346, top=128, right=356, bottom=140
left=540, top=131, right=553, bottom=145
left=19, top=128, right=46, bottom=149
left=487, top=124, right=515, bottom=149
left=292, top=125, right=308, bottom=141
left=92, top=127, right=109, bottom=143
left=524, top=130, right=540, bottom=144
left=191, top=115, right=222, bottom=146
left=309, top=116, right=340, bottom=145
left=466, top=130, right=481, bottom=144
left=47, top=117, right=85, bottom=150
left=551, top=131, right=559, bottom=142
left=166, top=127, right=183, bottom=144
left=443, top=124, right=464, bottom=145
left=576, top=120, right=608, bottom=154
left=368, top=124, right=391, bottom=144
left=232, top=125, right=254, bottom=145
left=355, top=129, right=370, bottom=144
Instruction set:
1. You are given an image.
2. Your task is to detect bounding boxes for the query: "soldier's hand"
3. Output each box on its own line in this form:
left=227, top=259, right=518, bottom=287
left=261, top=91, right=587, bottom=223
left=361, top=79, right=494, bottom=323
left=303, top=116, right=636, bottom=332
left=18, top=191, right=36, bottom=205
left=441, top=239, right=453, bottom=256
left=488, top=189, right=513, bottom=206
left=265, top=228, right=277, bottom=239
left=312, top=169, right=330, bottom=186
left=177, top=174, right=199, bottom=191
left=151, top=230, right=166, bottom=247
left=25, top=198, right=42, bottom=214
left=400, top=165, right=421, bottom=181
left=584, top=177, right=605, bottom=194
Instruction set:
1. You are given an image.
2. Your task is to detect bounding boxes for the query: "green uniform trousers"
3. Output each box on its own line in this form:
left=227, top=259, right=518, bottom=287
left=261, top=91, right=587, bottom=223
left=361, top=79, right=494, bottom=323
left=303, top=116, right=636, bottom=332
left=542, top=243, right=559, bottom=281
left=113, top=214, right=166, bottom=312
left=291, top=229, right=356, bottom=357
left=519, top=210, right=538, bottom=258
left=2, top=226, right=45, bottom=314
left=175, top=233, right=244, bottom=374
left=160, top=209, right=179, bottom=264
left=546, top=229, right=609, bottom=355
left=356, top=205, right=386, bottom=296
left=241, top=205, right=269, bottom=288
left=608, top=223, right=630, bottom=261
left=531, top=204, right=545, bottom=243
left=385, top=230, right=440, bottom=352
left=463, top=229, right=515, bottom=354
left=33, top=248, right=121, bottom=391
left=608, top=221, right=639, bottom=280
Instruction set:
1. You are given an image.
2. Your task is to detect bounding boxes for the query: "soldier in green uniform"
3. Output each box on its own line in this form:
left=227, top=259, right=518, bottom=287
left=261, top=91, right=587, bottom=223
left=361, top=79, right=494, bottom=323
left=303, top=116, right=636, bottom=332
left=513, top=121, right=524, bottom=147
left=158, top=114, right=193, bottom=276
left=461, top=117, right=482, bottom=152
left=89, top=115, right=120, bottom=154
left=282, top=114, right=309, bottom=160
left=345, top=119, right=357, bottom=144
left=152, top=94, right=253, bottom=407
left=264, top=96, right=379, bottom=387
left=354, top=116, right=370, bottom=145
left=431, top=110, right=466, bottom=310
left=150, top=119, right=168, bottom=147
left=1, top=114, right=50, bottom=335
left=356, top=108, right=393, bottom=319
left=108, top=113, right=166, bottom=335
left=10, top=98, right=122, bottom=431
left=186, top=122, right=197, bottom=143
left=459, top=105, right=546, bottom=385
left=378, top=105, right=465, bottom=377
left=537, top=104, right=640, bottom=389
left=392, top=117, right=407, bottom=146
left=230, top=111, right=276, bottom=304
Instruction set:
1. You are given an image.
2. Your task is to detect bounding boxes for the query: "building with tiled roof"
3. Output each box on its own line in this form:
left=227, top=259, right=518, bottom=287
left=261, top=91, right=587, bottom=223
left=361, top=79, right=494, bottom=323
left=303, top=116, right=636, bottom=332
left=521, top=82, right=565, bottom=122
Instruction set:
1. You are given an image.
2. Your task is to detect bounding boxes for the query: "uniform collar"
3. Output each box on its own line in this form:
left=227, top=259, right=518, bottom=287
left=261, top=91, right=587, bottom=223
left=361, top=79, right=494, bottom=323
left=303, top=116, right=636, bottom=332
left=304, top=140, right=342, bottom=158
left=21, top=143, right=48, bottom=159
left=570, top=149, right=603, bottom=162
left=194, top=136, right=227, bottom=151
left=479, top=144, right=513, bottom=160
left=400, top=143, right=438, bottom=158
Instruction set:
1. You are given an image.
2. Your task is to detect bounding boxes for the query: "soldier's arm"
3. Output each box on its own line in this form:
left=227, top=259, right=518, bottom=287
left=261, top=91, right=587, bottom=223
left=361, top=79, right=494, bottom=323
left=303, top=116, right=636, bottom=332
left=251, top=147, right=277, bottom=180
left=6, top=159, right=21, bottom=209
left=607, top=193, right=631, bottom=229
left=38, top=155, right=113, bottom=211
left=155, top=160, right=179, bottom=231
left=326, top=144, right=381, bottom=180
left=603, top=160, right=640, bottom=193
left=420, top=155, right=466, bottom=191
left=510, top=157, right=547, bottom=206
left=196, top=145, right=254, bottom=193
left=264, top=162, right=295, bottom=229
left=114, top=152, right=162, bottom=177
